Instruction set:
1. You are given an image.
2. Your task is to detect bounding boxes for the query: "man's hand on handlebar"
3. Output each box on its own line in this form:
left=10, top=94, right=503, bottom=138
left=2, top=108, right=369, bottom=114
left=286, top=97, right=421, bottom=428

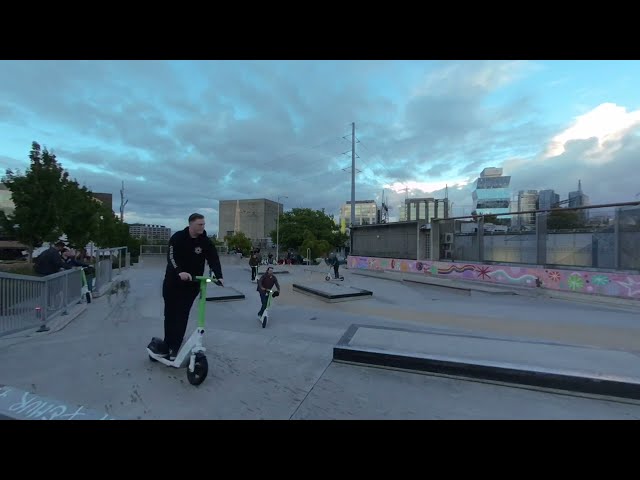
left=208, top=269, right=223, bottom=286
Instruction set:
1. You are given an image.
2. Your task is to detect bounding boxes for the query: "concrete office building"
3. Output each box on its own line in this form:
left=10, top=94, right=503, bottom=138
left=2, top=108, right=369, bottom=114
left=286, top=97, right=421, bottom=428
left=399, top=197, right=449, bottom=222
left=516, top=190, right=539, bottom=227
left=340, top=200, right=378, bottom=226
left=218, top=198, right=282, bottom=243
left=129, top=224, right=171, bottom=242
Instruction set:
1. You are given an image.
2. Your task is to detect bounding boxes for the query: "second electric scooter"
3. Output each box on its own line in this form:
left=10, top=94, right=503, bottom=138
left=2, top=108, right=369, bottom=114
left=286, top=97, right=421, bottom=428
left=258, top=288, right=279, bottom=328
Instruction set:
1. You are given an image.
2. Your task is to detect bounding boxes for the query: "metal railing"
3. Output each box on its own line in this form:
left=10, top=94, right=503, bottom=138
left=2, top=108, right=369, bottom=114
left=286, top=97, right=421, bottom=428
left=92, top=247, right=127, bottom=291
left=0, top=268, right=83, bottom=337
left=140, top=244, right=227, bottom=256
left=140, top=244, right=168, bottom=256
left=0, top=245, right=131, bottom=337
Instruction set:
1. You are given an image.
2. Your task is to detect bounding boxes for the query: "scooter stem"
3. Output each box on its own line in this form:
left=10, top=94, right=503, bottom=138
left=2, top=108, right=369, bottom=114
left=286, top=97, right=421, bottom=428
left=194, top=276, right=210, bottom=330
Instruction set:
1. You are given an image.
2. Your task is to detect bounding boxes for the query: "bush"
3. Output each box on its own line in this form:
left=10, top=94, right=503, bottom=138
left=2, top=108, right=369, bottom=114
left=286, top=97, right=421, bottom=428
left=0, top=261, right=35, bottom=276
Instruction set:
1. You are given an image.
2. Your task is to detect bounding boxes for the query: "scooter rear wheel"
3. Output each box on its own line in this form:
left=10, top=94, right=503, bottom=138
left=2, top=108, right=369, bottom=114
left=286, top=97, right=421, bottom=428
left=187, top=353, right=208, bottom=385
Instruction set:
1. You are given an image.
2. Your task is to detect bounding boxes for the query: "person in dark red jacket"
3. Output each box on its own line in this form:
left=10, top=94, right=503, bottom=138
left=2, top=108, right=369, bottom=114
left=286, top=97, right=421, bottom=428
left=257, top=266, right=280, bottom=318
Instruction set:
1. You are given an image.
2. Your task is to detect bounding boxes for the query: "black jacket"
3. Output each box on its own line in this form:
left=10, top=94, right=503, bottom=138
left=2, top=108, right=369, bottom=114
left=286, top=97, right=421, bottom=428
left=165, top=228, right=223, bottom=283
left=34, top=247, right=71, bottom=276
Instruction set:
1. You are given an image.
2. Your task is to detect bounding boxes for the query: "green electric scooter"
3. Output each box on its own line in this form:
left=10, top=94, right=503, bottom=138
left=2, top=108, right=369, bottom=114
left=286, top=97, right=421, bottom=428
left=147, top=274, right=222, bottom=386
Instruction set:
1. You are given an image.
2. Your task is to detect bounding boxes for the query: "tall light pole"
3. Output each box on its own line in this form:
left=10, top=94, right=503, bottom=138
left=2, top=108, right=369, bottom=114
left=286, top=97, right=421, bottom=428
left=276, top=195, right=288, bottom=264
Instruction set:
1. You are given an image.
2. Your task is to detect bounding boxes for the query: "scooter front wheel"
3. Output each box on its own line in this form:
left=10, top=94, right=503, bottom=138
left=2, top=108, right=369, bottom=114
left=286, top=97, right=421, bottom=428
left=187, top=353, right=208, bottom=385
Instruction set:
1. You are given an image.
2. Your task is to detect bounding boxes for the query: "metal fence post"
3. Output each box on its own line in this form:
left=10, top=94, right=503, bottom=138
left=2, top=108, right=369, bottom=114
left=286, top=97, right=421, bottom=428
left=536, top=212, right=547, bottom=266
left=62, top=272, right=69, bottom=316
left=614, top=208, right=621, bottom=270
left=43, top=279, right=49, bottom=324
left=477, top=216, right=484, bottom=262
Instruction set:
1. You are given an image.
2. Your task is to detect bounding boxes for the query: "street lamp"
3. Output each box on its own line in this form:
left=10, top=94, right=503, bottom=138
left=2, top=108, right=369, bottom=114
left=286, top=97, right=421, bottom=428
left=276, top=195, right=288, bottom=264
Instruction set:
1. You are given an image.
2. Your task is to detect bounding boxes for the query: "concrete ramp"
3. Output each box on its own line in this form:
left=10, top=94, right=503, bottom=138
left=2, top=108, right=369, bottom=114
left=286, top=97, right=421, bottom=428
left=333, top=325, right=640, bottom=400
left=293, top=281, right=372, bottom=303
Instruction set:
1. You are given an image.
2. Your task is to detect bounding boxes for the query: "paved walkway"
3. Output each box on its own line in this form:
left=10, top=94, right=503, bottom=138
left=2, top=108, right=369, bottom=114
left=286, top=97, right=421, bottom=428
left=0, top=256, right=639, bottom=419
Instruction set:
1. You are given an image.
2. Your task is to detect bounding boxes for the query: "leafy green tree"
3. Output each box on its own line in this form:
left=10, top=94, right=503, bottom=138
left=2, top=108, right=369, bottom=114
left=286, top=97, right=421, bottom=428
left=225, top=231, right=252, bottom=255
left=0, top=142, right=70, bottom=260
left=60, top=179, right=102, bottom=249
left=269, top=208, right=346, bottom=251
left=299, top=230, right=331, bottom=260
left=547, top=209, right=583, bottom=230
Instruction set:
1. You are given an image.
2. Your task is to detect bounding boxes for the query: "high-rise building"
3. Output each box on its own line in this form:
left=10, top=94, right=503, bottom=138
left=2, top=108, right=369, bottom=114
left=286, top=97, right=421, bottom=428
left=516, top=190, right=539, bottom=227
left=340, top=200, right=378, bottom=226
left=568, top=180, right=590, bottom=223
left=538, top=189, right=560, bottom=210
left=218, top=198, right=282, bottom=243
left=472, top=167, right=511, bottom=216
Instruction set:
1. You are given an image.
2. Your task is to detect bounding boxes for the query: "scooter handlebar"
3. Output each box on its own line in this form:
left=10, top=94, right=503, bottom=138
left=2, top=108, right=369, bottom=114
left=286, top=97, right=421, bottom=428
left=193, top=275, right=223, bottom=286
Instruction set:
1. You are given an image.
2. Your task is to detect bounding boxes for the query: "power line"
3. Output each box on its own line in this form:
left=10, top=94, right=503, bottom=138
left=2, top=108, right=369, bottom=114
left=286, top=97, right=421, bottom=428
left=353, top=136, right=410, bottom=193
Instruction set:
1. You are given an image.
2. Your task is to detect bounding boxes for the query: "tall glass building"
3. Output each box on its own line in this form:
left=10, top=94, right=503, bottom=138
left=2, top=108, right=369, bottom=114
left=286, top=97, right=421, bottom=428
left=472, top=167, right=511, bottom=216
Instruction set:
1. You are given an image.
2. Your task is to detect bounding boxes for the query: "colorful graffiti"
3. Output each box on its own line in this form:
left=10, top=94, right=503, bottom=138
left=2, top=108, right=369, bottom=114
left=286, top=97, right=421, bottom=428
left=347, top=256, right=640, bottom=300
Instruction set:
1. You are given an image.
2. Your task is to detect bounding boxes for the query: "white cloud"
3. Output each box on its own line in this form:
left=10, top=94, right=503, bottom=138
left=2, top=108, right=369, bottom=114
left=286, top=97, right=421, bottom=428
left=384, top=180, right=470, bottom=195
left=544, top=102, right=640, bottom=162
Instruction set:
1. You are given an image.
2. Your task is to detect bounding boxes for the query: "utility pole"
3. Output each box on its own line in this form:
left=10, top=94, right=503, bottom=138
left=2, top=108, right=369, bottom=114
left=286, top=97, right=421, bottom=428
left=350, top=122, right=356, bottom=255
left=119, top=181, right=128, bottom=222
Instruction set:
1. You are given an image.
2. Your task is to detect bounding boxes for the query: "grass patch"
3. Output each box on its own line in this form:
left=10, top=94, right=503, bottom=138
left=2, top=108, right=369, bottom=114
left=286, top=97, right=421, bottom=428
left=0, top=261, right=35, bottom=276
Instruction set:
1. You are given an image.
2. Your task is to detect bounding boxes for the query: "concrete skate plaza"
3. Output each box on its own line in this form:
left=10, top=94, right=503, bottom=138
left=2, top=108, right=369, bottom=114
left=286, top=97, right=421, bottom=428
left=1, top=254, right=640, bottom=420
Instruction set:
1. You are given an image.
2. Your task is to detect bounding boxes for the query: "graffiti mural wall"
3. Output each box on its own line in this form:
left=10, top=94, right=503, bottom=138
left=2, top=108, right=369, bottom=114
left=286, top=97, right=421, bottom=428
left=347, top=256, right=640, bottom=300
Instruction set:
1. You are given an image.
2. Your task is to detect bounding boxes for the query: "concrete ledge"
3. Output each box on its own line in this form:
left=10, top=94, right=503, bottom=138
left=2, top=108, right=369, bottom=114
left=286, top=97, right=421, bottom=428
left=352, top=269, right=514, bottom=295
left=352, top=269, right=640, bottom=308
left=246, top=268, right=290, bottom=275
left=402, top=277, right=515, bottom=295
left=334, top=347, right=640, bottom=400
left=402, top=278, right=471, bottom=296
left=206, top=286, right=246, bottom=302
left=43, top=303, right=88, bottom=333
left=333, top=324, right=640, bottom=401
left=292, top=283, right=372, bottom=303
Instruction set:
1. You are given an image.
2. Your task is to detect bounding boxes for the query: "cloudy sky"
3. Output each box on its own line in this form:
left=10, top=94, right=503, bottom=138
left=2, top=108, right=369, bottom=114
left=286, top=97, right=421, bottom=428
left=1, top=60, right=639, bottom=234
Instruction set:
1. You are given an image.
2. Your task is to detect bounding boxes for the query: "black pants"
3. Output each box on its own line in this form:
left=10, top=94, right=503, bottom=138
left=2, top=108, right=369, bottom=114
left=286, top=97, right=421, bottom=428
left=251, top=266, right=258, bottom=281
left=163, top=280, right=199, bottom=352
left=333, top=264, right=339, bottom=278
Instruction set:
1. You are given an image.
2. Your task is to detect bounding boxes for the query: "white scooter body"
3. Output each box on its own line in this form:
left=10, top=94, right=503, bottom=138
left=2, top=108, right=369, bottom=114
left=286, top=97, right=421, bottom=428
left=147, top=327, right=205, bottom=370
